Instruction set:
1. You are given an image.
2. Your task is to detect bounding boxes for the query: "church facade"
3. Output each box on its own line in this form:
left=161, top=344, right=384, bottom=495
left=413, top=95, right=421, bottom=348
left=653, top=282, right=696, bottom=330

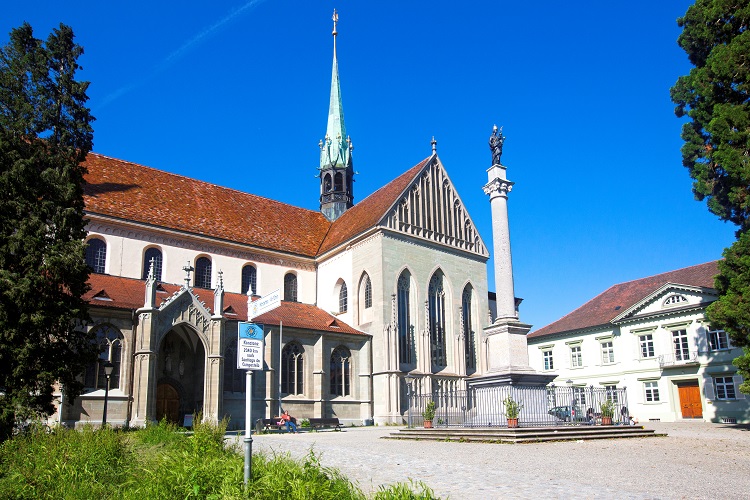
left=57, top=16, right=498, bottom=429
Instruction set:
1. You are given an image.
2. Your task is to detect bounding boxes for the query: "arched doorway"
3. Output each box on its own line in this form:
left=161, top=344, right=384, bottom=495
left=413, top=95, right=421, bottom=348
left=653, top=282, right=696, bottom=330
left=156, top=383, right=180, bottom=423
left=157, top=326, right=206, bottom=424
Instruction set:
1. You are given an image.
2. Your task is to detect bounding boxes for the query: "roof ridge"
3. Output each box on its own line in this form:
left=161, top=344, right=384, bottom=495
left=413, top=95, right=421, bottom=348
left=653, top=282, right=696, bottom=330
left=610, top=260, right=719, bottom=288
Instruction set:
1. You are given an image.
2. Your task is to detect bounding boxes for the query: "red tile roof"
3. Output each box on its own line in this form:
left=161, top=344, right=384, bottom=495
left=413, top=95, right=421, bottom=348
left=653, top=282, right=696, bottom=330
left=85, top=274, right=365, bottom=336
left=319, top=157, right=432, bottom=254
left=528, top=261, right=719, bottom=339
left=83, top=153, right=331, bottom=258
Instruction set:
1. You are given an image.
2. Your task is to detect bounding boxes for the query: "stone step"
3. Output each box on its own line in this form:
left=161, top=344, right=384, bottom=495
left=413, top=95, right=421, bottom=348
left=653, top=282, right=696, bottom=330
left=385, top=426, right=665, bottom=443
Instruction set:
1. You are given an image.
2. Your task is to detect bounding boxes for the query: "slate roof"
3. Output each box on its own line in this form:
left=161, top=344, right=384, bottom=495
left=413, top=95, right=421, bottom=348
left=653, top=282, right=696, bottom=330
left=85, top=274, right=365, bottom=336
left=83, top=152, right=434, bottom=258
left=528, top=261, right=719, bottom=340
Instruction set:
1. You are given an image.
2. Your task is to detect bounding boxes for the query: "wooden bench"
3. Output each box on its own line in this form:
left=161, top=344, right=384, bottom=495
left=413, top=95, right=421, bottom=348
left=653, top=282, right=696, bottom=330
left=308, top=417, right=342, bottom=431
left=256, top=418, right=286, bottom=433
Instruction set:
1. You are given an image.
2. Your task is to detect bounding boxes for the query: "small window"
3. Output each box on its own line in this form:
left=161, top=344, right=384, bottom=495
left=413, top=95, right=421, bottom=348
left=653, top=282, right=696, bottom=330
left=570, top=345, right=582, bottom=368
left=543, top=350, right=554, bottom=371
left=334, top=172, right=343, bottom=192
left=600, top=341, right=614, bottom=364
left=194, top=257, right=212, bottom=289
left=324, top=173, right=332, bottom=193
left=644, top=381, right=660, bottom=402
left=284, top=273, right=298, bottom=302
left=663, top=294, right=688, bottom=307
left=85, top=238, right=107, bottom=274
left=364, top=276, right=372, bottom=309
left=339, top=282, right=348, bottom=313
left=714, top=376, right=736, bottom=400
left=639, top=334, right=654, bottom=358
left=708, top=329, right=730, bottom=351
left=241, top=264, right=257, bottom=295
left=142, top=247, right=163, bottom=280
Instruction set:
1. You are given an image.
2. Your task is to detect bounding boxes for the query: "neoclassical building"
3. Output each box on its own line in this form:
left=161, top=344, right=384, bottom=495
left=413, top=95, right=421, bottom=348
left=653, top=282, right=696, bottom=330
left=58, top=15, right=497, bottom=429
left=527, top=261, right=749, bottom=423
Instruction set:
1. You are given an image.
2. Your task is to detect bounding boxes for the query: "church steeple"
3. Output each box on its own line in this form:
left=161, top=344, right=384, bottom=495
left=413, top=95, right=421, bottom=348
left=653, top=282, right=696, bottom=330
left=319, top=9, right=354, bottom=221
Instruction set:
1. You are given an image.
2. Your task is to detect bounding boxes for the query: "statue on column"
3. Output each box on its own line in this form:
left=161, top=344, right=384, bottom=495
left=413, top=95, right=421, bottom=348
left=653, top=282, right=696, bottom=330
left=489, top=124, right=505, bottom=166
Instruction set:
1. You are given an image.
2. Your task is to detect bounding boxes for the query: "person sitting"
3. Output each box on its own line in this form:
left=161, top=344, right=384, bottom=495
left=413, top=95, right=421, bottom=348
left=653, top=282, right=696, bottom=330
left=275, top=410, right=299, bottom=433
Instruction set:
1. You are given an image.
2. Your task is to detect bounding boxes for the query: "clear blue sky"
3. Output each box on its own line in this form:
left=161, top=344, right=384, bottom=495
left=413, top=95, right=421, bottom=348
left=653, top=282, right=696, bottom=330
left=3, top=1, right=735, bottom=331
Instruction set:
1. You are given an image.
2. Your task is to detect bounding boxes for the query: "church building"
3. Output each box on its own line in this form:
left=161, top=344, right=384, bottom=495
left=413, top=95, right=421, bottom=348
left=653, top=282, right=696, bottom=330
left=58, top=13, right=502, bottom=429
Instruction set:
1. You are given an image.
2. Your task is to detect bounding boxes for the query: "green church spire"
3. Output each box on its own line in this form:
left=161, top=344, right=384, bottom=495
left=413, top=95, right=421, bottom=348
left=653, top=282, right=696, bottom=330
left=319, top=9, right=354, bottom=221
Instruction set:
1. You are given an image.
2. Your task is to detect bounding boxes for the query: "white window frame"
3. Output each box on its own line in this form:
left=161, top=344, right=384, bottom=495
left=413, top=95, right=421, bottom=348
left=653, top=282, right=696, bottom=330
left=570, top=345, right=582, bottom=368
left=714, top=376, right=736, bottom=400
left=644, top=381, right=660, bottom=402
left=600, top=341, right=615, bottom=365
left=672, top=329, right=691, bottom=361
left=708, top=328, right=730, bottom=351
left=543, top=349, right=554, bottom=371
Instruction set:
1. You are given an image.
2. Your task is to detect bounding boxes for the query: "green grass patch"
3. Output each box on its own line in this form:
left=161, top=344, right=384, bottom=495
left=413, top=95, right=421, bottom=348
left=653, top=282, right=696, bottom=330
left=0, top=419, right=438, bottom=499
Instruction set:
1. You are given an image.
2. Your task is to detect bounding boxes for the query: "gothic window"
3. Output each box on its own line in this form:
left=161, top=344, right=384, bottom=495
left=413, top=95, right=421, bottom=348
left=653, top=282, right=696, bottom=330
left=364, top=276, right=372, bottom=309
left=84, top=324, right=123, bottom=390
left=339, top=281, right=348, bottom=313
left=281, top=342, right=304, bottom=395
left=242, top=264, right=257, bottom=295
left=324, top=173, right=332, bottom=192
left=330, top=346, right=351, bottom=396
left=85, top=238, right=107, bottom=274
left=462, top=285, right=476, bottom=371
left=334, top=172, right=343, bottom=192
left=223, top=339, right=244, bottom=393
left=429, top=271, right=447, bottom=367
left=195, top=257, right=212, bottom=288
left=142, top=247, right=163, bottom=280
left=397, top=271, right=414, bottom=365
left=284, top=273, right=298, bottom=302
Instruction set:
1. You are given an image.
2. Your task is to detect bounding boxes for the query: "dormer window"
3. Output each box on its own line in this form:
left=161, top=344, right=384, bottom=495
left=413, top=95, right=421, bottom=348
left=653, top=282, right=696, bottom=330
left=663, top=294, right=688, bottom=307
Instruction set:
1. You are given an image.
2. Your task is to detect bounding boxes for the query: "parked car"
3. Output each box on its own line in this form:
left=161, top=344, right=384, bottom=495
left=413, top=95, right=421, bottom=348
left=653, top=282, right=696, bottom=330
left=548, top=405, right=583, bottom=422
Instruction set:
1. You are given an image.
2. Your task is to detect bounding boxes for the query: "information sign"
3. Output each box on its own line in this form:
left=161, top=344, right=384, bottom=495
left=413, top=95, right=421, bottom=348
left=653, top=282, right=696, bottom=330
left=237, top=322, right=264, bottom=371
left=248, top=289, right=281, bottom=320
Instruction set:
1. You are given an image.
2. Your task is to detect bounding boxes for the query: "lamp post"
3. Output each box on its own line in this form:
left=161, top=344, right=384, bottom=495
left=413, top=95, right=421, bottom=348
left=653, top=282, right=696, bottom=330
left=102, top=361, right=114, bottom=427
left=404, top=374, right=415, bottom=428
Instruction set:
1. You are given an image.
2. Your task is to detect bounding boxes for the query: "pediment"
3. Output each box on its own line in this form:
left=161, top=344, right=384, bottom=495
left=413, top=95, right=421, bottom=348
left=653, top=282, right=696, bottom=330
left=157, top=287, right=214, bottom=335
left=380, top=157, right=489, bottom=257
left=612, top=283, right=717, bottom=322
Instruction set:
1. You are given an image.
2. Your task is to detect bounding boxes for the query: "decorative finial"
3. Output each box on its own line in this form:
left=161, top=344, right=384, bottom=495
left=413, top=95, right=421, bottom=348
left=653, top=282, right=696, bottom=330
left=217, top=270, right=224, bottom=289
left=147, top=257, right=156, bottom=282
left=332, top=9, right=338, bottom=37
left=431, top=136, right=437, bottom=153
left=346, top=136, right=352, bottom=151
left=182, top=261, right=194, bottom=288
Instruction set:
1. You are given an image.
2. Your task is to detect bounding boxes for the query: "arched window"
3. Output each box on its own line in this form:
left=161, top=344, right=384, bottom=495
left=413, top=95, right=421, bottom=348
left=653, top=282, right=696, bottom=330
left=195, top=257, right=212, bottom=288
left=364, top=276, right=372, bottom=309
left=324, top=174, right=332, bottom=193
left=142, top=247, right=163, bottom=280
left=242, top=264, right=257, bottom=295
left=84, top=324, right=123, bottom=390
left=428, top=271, right=447, bottom=366
left=330, top=346, right=351, bottom=396
left=663, top=294, right=688, bottom=307
left=281, top=342, right=304, bottom=395
left=339, top=282, right=348, bottom=313
left=334, top=172, right=343, bottom=191
left=85, top=238, right=107, bottom=274
left=223, top=339, right=244, bottom=393
left=463, top=285, right=476, bottom=371
left=284, top=273, right=298, bottom=302
left=397, top=271, right=414, bottom=364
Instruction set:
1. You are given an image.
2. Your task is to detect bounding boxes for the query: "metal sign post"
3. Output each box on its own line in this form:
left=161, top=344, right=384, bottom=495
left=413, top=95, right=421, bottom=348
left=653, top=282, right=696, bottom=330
left=238, top=322, right=265, bottom=485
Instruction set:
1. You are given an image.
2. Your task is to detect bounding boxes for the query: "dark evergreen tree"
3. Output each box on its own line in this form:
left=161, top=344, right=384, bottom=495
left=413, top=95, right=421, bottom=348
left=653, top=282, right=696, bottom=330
left=0, top=23, right=96, bottom=439
left=671, top=0, right=750, bottom=393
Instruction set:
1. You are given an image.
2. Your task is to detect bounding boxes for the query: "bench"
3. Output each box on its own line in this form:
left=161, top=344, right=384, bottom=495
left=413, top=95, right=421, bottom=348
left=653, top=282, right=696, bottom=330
left=308, top=417, right=342, bottom=431
left=256, top=418, right=287, bottom=433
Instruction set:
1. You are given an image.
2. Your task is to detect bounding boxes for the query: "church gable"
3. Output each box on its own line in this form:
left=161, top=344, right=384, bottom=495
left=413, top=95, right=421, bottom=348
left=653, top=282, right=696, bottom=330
left=382, top=157, right=488, bottom=257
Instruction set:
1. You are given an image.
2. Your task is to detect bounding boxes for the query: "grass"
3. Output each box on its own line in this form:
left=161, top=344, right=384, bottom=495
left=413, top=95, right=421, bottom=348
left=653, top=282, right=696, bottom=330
left=0, top=419, right=437, bottom=499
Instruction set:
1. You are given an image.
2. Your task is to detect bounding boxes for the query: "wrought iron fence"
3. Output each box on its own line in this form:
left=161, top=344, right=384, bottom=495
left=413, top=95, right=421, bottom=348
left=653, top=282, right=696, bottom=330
left=405, top=384, right=629, bottom=428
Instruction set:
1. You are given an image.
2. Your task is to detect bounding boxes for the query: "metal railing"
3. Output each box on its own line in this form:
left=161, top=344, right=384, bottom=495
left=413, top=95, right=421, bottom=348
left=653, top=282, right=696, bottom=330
left=406, top=384, right=629, bottom=428
left=658, top=350, right=699, bottom=367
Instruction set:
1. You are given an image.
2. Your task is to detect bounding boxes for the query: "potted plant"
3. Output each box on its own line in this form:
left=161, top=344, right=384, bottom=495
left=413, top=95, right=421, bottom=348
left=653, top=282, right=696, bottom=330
left=503, top=396, right=523, bottom=428
left=600, top=399, right=615, bottom=425
left=422, top=400, right=436, bottom=428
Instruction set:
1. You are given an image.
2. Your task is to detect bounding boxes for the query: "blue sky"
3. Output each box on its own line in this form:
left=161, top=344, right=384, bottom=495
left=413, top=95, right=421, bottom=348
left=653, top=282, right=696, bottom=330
left=3, top=1, right=735, bottom=330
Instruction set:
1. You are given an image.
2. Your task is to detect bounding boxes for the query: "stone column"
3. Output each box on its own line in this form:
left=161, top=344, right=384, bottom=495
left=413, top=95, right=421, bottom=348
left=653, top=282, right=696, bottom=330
left=483, top=164, right=516, bottom=321
left=130, top=309, right=158, bottom=427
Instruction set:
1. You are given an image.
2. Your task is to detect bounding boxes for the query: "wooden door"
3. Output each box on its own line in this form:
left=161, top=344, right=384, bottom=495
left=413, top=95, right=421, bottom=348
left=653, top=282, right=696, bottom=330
left=678, top=384, right=703, bottom=419
left=156, top=383, right=180, bottom=423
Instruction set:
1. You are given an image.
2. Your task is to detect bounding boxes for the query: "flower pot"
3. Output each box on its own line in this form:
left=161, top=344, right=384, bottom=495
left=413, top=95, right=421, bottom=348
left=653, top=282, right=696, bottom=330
left=507, top=418, right=519, bottom=428
left=423, top=420, right=433, bottom=429
left=601, top=416, right=613, bottom=425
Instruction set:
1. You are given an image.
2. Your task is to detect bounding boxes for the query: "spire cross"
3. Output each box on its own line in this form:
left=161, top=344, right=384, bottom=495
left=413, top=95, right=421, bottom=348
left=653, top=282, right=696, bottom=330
left=182, top=261, right=194, bottom=288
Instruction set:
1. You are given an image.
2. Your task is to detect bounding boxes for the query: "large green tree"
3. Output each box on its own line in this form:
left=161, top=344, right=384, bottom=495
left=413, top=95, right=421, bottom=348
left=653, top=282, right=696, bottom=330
left=0, top=23, right=97, bottom=439
left=671, top=0, right=750, bottom=393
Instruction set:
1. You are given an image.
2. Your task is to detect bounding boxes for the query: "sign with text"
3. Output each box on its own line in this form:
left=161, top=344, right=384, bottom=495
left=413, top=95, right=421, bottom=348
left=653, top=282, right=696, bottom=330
left=237, top=322, right=264, bottom=371
left=248, top=289, right=281, bottom=320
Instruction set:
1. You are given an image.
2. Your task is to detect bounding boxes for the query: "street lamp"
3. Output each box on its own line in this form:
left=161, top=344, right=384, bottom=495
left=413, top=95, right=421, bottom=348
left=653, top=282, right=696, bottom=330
left=102, top=361, right=114, bottom=427
left=404, top=374, right=415, bottom=428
